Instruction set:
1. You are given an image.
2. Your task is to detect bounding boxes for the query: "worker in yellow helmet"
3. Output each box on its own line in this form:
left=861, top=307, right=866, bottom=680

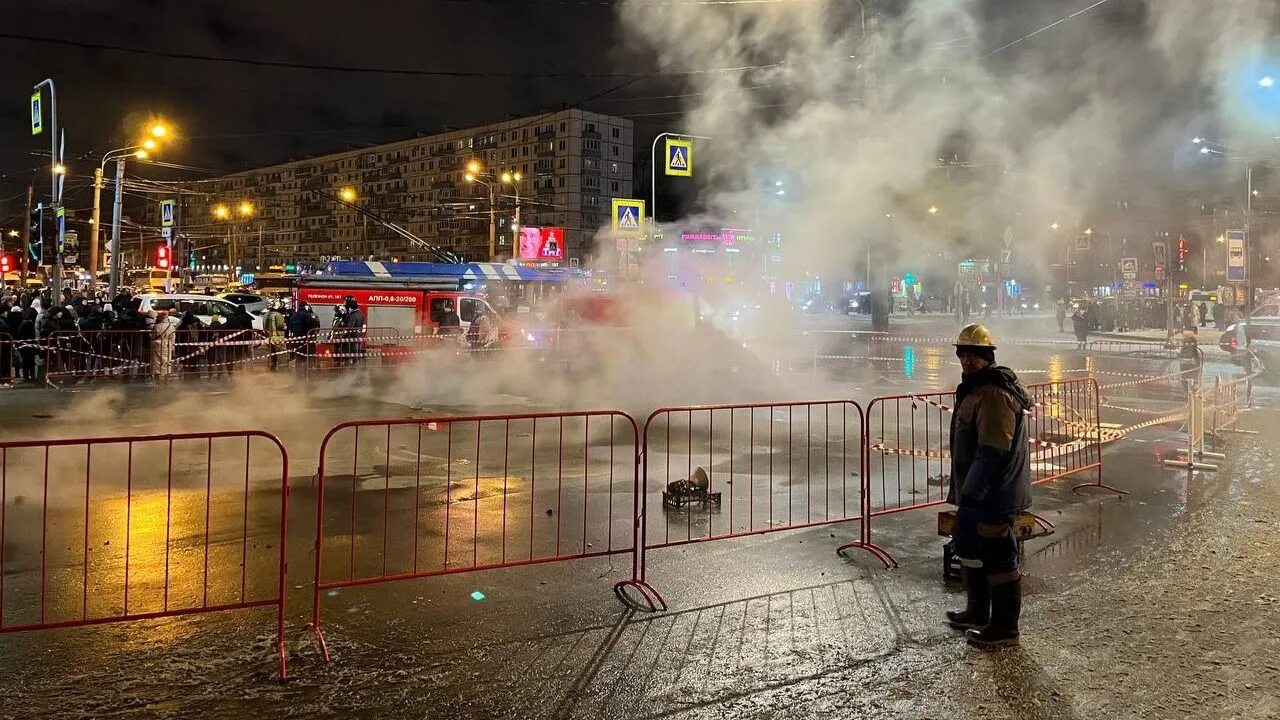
left=945, top=323, right=1033, bottom=648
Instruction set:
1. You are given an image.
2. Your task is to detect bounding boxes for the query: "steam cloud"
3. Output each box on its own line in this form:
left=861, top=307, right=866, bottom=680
left=616, top=0, right=1279, bottom=280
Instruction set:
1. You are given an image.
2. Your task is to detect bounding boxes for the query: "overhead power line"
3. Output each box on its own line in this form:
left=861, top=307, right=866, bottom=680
left=0, top=32, right=780, bottom=79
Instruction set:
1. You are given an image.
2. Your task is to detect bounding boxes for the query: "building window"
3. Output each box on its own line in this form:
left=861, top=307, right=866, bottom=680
left=610, top=181, right=619, bottom=192
left=586, top=122, right=596, bottom=133
left=611, top=145, right=619, bottom=156
left=558, top=177, right=565, bottom=187
left=559, top=122, right=566, bottom=132
left=611, top=128, right=620, bottom=139
left=559, top=158, right=566, bottom=169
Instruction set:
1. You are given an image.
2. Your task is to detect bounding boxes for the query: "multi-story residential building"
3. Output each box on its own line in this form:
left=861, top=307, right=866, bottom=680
left=151, top=109, right=634, bottom=272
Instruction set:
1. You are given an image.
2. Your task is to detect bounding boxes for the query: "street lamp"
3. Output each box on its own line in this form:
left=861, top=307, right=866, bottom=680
left=928, top=205, right=939, bottom=215
left=501, top=171, right=523, bottom=251
left=465, top=162, right=520, bottom=261
left=100, top=123, right=174, bottom=298
left=213, top=200, right=254, bottom=272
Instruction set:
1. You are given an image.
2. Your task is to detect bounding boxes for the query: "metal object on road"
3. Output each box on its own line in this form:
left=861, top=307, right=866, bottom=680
left=0, top=430, right=290, bottom=679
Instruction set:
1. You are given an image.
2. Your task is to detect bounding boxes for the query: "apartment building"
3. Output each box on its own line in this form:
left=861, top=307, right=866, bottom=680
left=155, top=109, right=634, bottom=271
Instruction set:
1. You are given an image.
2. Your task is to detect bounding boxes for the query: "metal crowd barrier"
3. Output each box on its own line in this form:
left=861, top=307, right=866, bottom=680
left=0, top=431, right=290, bottom=678
left=615, top=400, right=890, bottom=610
left=858, top=378, right=1113, bottom=565
left=309, top=410, right=641, bottom=660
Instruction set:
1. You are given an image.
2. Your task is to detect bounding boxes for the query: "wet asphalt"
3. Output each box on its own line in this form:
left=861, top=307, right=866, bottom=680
left=0, top=314, right=1268, bottom=719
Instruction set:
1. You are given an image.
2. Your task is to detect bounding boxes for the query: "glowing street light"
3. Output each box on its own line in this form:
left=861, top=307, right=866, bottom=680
left=467, top=160, right=482, bottom=175
left=150, top=123, right=169, bottom=138
left=134, top=149, right=149, bottom=159
left=1260, top=76, right=1275, bottom=89
left=339, top=187, right=357, bottom=203
left=1050, top=222, right=1060, bottom=230
left=238, top=200, right=255, bottom=217
left=928, top=205, right=939, bottom=215
left=212, top=204, right=230, bottom=219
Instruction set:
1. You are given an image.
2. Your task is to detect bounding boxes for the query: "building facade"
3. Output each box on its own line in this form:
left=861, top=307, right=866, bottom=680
left=153, top=109, right=634, bottom=272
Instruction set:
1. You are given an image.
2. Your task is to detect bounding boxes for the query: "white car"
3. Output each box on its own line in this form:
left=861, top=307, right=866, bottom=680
left=137, top=294, right=265, bottom=330
left=218, top=292, right=269, bottom=314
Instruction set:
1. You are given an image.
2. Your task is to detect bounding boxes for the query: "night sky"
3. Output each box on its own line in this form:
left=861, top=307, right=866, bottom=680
left=2, top=0, right=666, bottom=220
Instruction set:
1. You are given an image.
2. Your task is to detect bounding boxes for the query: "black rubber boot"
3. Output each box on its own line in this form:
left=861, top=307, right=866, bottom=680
left=945, top=567, right=989, bottom=630
left=967, top=577, right=1021, bottom=648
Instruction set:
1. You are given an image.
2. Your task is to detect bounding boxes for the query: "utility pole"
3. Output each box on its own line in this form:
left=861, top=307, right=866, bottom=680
left=107, top=157, right=126, bottom=299
left=20, top=184, right=33, bottom=289
left=33, top=79, right=63, bottom=300
left=89, top=166, right=103, bottom=285
left=488, top=182, right=497, bottom=262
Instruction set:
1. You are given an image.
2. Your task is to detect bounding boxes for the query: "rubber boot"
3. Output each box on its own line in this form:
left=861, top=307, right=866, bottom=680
left=967, top=577, right=1021, bottom=648
left=945, top=567, right=989, bottom=630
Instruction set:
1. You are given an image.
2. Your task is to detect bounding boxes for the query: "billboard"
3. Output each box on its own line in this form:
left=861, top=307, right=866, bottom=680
left=518, top=226, right=565, bottom=261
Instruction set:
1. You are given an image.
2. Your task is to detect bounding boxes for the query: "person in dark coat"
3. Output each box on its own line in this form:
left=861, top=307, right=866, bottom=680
left=341, top=296, right=365, bottom=364
left=287, top=301, right=321, bottom=368
left=14, top=307, right=39, bottom=381
left=1071, top=309, right=1088, bottom=350
left=945, top=324, right=1033, bottom=649
left=1, top=306, right=21, bottom=382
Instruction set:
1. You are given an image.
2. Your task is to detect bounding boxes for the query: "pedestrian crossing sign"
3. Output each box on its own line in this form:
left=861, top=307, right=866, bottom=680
left=31, top=91, right=43, bottom=136
left=160, top=199, right=175, bottom=227
left=665, top=138, right=693, bottom=177
left=611, top=198, right=645, bottom=238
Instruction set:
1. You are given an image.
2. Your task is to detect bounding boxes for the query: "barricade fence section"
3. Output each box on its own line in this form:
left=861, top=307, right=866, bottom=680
left=310, top=410, right=640, bottom=660
left=0, top=431, right=289, bottom=678
left=41, top=329, right=274, bottom=384
left=618, top=400, right=889, bottom=607
left=860, top=379, right=1111, bottom=565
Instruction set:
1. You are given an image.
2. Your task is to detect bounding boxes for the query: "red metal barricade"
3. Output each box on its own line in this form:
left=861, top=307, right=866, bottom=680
left=858, top=378, right=1114, bottom=565
left=310, top=411, right=640, bottom=660
left=0, top=431, right=290, bottom=678
left=615, top=400, right=889, bottom=610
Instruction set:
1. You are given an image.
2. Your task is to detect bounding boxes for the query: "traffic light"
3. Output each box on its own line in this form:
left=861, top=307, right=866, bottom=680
left=0, top=254, right=12, bottom=274
left=155, top=243, right=170, bottom=270
left=1177, top=236, right=1189, bottom=273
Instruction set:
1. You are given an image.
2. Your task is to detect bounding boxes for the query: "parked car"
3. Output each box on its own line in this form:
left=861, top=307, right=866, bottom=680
left=1218, top=303, right=1277, bottom=371
left=218, top=292, right=268, bottom=314
left=138, top=294, right=265, bottom=330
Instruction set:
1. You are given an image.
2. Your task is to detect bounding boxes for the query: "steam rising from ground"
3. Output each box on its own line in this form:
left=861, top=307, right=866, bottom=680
left=617, top=0, right=1279, bottom=279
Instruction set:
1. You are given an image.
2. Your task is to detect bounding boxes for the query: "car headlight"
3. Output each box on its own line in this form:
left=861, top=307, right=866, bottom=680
left=525, top=333, right=536, bottom=343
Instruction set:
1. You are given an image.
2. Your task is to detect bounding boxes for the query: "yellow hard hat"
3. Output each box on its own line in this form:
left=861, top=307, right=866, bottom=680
left=955, top=323, right=996, bottom=349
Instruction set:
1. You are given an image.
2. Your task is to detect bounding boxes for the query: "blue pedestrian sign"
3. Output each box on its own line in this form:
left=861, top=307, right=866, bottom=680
left=160, top=198, right=176, bottom=227
left=611, top=198, right=645, bottom=237
left=55, top=206, right=65, bottom=252
left=31, top=91, right=43, bottom=136
left=665, top=138, right=692, bottom=177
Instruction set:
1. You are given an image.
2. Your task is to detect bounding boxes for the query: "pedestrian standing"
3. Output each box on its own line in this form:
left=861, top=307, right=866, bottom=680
left=151, top=310, right=177, bottom=379
left=1071, top=308, right=1088, bottom=350
left=342, top=296, right=366, bottom=364
left=1197, top=301, right=1208, bottom=328
left=945, top=324, right=1032, bottom=648
left=262, top=300, right=287, bottom=370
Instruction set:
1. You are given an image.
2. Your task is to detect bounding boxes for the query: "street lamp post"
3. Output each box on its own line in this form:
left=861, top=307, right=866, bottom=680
left=104, top=124, right=169, bottom=299
left=501, top=171, right=523, bottom=251
left=465, top=162, right=517, bottom=262
left=212, top=200, right=254, bottom=279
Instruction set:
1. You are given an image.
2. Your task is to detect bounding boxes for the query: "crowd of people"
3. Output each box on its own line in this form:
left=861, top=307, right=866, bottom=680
left=0, top=286, right=353, bottom=384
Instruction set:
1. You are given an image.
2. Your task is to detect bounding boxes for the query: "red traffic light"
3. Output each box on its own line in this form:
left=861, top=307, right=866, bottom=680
left=156, top=244, right=170, bottom=270
left=0, top=255, right=11, bottom=273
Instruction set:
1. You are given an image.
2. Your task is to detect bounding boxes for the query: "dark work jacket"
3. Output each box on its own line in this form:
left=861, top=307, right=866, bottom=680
left=947, top=365, right=1033, bottom=515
